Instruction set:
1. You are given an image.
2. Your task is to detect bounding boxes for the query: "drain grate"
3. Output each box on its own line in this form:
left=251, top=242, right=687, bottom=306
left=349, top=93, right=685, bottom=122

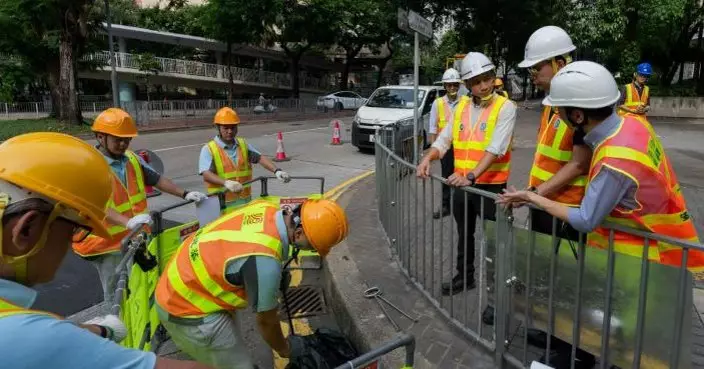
left=280, top=285, right=327, bottom=318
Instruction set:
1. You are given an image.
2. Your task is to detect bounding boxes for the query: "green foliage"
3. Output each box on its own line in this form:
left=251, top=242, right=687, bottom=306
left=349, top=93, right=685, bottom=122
left=0, top=59, right=34, bottom=102
left=0, top=118, right=91, bottom=141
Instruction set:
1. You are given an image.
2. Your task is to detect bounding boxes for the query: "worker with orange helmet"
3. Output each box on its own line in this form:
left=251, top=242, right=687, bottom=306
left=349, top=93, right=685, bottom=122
left=0, top=132, right=213, bottom=369
left=494, top=78, right=509, bottom=98
left=154, top=198, right=348, bottom=368
left=200, top=107, right=291, bottom=211
left=73, top=108, right=208, bottom=308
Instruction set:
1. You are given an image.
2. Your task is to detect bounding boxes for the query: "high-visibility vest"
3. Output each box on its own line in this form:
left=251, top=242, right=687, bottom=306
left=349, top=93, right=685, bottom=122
left=435, top=97, right=453, bottom=132
left=0, top=296, right=59, bottom=320
left=621, top=83, right=649, bottom=113
left=528, top=106, right=587, bottom=206
left=587, top=115, right=704, bottom=275
left=497, top=90, right=509, bottom=99
left=205, top=137, right=253, bottom=203
left=155, top=200, right=283, bottom=318
left=452, top=95, right=512, bottom=185
left=73, top=150, right=148, bottom=257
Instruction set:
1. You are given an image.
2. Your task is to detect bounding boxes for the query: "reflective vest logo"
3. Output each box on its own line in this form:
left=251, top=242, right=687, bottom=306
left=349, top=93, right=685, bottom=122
left=554, top=119, right=561, bottom=129
left=681, top=211, right=691, bottom=221
left=244, top=213, right=264, bottom=225
left=479, top=122, right=487, bottom=132
left=459, top=124, right=465, bottom=131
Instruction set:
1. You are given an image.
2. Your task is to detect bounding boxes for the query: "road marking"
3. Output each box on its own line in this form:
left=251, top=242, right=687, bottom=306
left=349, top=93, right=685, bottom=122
left=272, top=171, right=373, bottom=368
left=152, top=127, right=329, bottom=153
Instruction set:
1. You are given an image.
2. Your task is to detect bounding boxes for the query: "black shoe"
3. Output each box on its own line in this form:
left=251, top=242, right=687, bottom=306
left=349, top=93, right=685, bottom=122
left=433, top=204, right=451, bottom=219
left=482, top=305, right=495, bottom=325
left=441, top=275, right=475, bottom=295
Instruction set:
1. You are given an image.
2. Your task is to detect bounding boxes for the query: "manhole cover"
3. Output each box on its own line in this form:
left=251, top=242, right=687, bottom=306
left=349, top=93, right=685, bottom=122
left=280, top=285, right=327, bottom=318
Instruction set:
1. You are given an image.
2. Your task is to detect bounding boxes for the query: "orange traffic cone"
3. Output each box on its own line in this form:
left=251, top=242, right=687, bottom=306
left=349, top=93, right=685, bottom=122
left=273, top=131, right=290, bottom=162
left=137, top=150, right=162, bottom=198
left=331, top=120, right=342, bottom=145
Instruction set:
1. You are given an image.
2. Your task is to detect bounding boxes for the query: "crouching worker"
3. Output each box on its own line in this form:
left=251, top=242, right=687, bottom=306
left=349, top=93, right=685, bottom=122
left=0, top=132, right=212, bottom=369
left=154, top=198, right=349, bottom=369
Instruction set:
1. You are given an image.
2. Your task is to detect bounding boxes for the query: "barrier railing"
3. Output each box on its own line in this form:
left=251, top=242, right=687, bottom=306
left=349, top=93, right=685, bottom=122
left=374, top=122, right=703, bottom=369
left=333, top=333, right=416, bottom=369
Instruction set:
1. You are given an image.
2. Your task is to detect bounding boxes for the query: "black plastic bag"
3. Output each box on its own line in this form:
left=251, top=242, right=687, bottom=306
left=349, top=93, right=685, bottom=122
left=285, top=328, right=359, bottom=369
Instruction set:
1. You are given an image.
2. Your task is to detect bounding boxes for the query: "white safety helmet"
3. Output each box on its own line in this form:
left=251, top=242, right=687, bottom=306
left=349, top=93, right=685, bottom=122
left=460, top=52, right=495, bottom=80
left=543, top=61, right=621, bottom=109
left=518, top=26, right=576, bottom=68
left=441, top=68, right=461, bottom=83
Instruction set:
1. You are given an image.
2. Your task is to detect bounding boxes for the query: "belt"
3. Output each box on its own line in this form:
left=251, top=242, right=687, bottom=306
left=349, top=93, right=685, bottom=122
left=166, top=314, right=206, bottom=326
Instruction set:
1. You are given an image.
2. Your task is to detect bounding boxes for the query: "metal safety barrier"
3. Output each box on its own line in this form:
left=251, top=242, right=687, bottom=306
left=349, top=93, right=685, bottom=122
left=334, top=333, right=416, bottom=369
left=374, top=121, right=704, bottom=369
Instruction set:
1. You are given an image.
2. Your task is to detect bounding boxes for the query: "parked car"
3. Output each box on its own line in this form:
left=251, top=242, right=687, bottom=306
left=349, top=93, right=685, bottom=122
left=351, top=85, right=443, bottom=153
left=316, top=91, right=368, bottom=111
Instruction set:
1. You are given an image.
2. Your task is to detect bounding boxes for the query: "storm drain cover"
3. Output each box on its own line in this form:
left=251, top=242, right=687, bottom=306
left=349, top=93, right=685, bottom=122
left=280, top=285, right=327, bottom=318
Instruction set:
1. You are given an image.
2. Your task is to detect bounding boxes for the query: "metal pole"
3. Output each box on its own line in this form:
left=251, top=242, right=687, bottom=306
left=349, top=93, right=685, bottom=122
left=412, top=31, right=420, bottom=165
left=104, top=0, right=120, bottom=108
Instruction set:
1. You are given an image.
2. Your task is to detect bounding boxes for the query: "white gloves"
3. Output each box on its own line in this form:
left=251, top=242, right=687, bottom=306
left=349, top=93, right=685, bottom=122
left=224, top=180, right=244, bottom=192
left=184, top=191, right=208, bottom=203
left=126, top=213, right=152, bottom=230
left=275, top=170, right=291, bottom=183
left=85, top=314, right=128, bottom=343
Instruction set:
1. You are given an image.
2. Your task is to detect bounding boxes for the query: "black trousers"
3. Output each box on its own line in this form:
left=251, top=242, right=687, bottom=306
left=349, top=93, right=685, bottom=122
left=440, top=147, right=454, bottom=208
left=529, top=208, right=581, bottom=242
left=452, top=183, right=506, bottom=278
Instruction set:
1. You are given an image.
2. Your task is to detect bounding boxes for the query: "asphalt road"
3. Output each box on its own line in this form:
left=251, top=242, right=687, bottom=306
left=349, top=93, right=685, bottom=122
left=36, top=110, right=704, bottom=316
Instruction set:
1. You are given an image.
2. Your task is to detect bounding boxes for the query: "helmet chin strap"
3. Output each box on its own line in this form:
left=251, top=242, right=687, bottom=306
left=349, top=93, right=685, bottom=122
left=0, top=194, right=62, bottom=284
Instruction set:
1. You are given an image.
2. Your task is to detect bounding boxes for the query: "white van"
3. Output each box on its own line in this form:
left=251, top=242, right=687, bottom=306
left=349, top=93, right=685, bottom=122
left=351, top=85, right=444, bottom=151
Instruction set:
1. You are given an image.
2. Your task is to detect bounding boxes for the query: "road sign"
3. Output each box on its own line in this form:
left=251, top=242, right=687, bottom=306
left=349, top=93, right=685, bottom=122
left=407, top=10, right=432, bottom=39
left=397, top=8, right=410, bottom=34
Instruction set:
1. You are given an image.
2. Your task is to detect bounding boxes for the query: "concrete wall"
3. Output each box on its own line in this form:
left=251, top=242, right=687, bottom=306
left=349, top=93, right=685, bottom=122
left=649, top=97, right=704, bottom=119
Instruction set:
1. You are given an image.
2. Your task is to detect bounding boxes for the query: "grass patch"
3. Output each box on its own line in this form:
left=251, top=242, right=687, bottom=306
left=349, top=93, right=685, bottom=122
left=0, top=118, right=92, bottom=141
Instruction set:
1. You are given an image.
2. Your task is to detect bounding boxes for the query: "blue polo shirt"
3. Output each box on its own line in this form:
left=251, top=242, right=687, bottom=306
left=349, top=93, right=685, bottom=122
left=0, top=279, right=156, bottom=369
left=97, top=147, right=161, bottom=187
left=198, top=136, right=262, bottom=175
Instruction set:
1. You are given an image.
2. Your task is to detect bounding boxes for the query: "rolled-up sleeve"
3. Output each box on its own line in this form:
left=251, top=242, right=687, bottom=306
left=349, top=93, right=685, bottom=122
left=198, top=144, right=213, bottom=175
left=136, top=155, right=161, bottom=186
left=428, top=100, right=440, bottom=135
left=246, top=142, right=262, bottom=164
left=567, top=167, right=635, bottom=233
left=430, top=122, right=454, bottom=158
left=486, top=101, right=517, bottom=156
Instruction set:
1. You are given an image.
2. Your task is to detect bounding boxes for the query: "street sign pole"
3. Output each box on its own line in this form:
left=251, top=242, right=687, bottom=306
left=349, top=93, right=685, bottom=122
left=105, top=0, right=120, bottom=108
left=413, top=31, right=419, bottom=165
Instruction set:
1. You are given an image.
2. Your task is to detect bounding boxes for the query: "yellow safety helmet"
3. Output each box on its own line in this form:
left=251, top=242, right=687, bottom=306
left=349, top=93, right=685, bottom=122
left=92, top=108, right=138, bottom=138
left=214, top=107, right=240, bottom=125
left=300, top=199, right=349, bottom=257
left=494, top=78, right=504, bottom=88
left=0, top=132, right=112, bottom=240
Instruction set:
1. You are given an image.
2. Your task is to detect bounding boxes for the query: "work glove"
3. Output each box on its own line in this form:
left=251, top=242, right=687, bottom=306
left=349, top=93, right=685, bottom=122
left=224, top=180, right=243, bottom=192
left=275, top=169, right=291, bottom=183
left=126, top=213, right=153, bottom=231
left=184, top=191, right=208, bottom=203
left=85, top=314, right=128, bottom=343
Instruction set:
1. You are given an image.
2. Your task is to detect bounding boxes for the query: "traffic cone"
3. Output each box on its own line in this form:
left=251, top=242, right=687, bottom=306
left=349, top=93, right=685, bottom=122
left=273, top=131, right=290, bottom=162
left=331, top=120, right=342, bottom=145
left=137, top=150, right=162, bottom=198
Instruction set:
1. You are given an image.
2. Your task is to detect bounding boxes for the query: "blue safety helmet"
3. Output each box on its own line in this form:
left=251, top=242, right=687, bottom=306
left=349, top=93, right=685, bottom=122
left=636, top=63, right=653, bottom=76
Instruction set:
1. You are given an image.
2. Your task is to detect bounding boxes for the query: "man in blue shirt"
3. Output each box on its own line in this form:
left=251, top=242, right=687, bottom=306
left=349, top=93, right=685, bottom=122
left=0, top=132, right=211, bottom=369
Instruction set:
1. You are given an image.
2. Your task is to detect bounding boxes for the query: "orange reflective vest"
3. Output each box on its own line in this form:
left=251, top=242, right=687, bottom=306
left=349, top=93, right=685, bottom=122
left=0, top=296, right=59, bottom=320
left=620, top=83, right=649, bottom=115
left=155, top=200, right=283, bottom=318
left=73, top=150, right=148, bottom=257
left=587, top=115, right=704, bottom=274
left=452, top=95, right=512, bottom=185
left=435, top=97, right=454, bottom=132
left=528, top=107, right=586, bottom=206
left=205, top=138, right=253, bottom=203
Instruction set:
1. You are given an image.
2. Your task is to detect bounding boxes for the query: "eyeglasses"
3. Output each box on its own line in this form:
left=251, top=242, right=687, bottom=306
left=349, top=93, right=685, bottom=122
left=528, top=60, right=550, bottom=76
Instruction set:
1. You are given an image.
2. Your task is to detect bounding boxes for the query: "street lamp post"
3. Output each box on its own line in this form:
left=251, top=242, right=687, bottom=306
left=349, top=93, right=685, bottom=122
left=104, top=0, right=119, bottom=107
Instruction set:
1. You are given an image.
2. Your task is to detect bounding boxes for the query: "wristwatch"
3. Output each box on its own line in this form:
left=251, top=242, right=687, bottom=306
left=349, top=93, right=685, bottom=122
left=465, top=172, right=476, bottom=185
left=274, top=168, right=281, bottom=174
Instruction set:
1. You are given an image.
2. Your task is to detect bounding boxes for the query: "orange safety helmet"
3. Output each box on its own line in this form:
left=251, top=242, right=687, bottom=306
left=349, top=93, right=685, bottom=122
left=494, top=78, right=504, bottom=88
left=300, top=199, right=349, bottom=257
left=214, top=107, right=240, bottom=125
left=0, top=132, right=112, bottom=239
left=92, top=108, right=138, bottom=138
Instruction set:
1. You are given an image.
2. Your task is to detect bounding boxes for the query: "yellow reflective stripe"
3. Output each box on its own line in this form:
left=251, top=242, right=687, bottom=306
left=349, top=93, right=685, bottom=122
left=483, top=96, right=507, bottom=146
left=452, top=96, right=471, bottom=139
left=167, top=260, right=223, bottom=315
left=111, top=200, right=131, bottom=213
left=536, top=143, right=572, bottom=161
left=455, top=160, right=509, bottom=171
left=594, top=146, right=659, bottom=172
left=642, top=86, right=649, bottom=102
left=436, top=98, right=447, bottom=129
left=108, top=224, right=127, bottom=234
left=209, top=141, right=226, bottom=175
left=197, top=230, right=282, bottom=258
left=640, top=210, right=692, bottom=226
left=552, top=119, right=568, bottom=150
left=588, top=232, right=661, bottom=260
left=530, top=165, right=587, bottom=185
left=237, top=137, right=249, bottom=167
left=125, top=151, right=146, bottom=197
left=0, top=310, right=56, bottom=319
left=188, top=241, right=243, bottom=307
